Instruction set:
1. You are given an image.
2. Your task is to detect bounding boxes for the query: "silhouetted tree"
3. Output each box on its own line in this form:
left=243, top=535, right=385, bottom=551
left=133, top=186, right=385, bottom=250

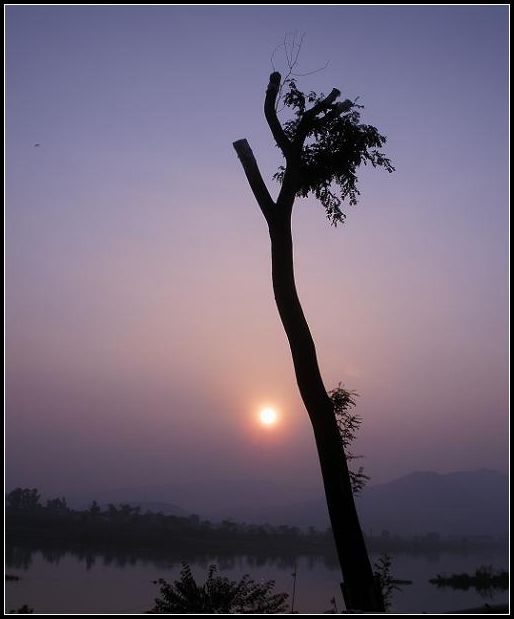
left=6, top=488, right=41, bottom=512
left=233, top=71, right=393, bottom=611
left=329, top=385, right=370, bottom=495
left=88, top=500, right=101, bottom=517
left=429, top=566, right=509, bottom=596
left=373, top=553, right=401, bottom=610
left=150, top=563, right=289, bottom=613
left=46, top=497, right=68, bottom=513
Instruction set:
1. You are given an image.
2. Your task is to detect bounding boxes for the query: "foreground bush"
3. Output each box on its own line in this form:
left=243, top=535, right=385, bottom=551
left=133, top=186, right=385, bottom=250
left=150, top=563, right=289, bottom=614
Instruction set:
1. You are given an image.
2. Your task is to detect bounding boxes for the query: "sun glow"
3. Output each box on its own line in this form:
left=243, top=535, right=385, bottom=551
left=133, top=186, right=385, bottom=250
left=259, top=407, right=277, bottom=426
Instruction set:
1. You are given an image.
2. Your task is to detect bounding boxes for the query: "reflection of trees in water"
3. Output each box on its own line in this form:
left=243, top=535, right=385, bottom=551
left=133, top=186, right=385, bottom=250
left=102, top=551, right=139, bottom=569
left=41, top=546, right=65, bottom=565
left=429, top=567, right=509, bottom=598
left=68, top=546, right=96, bottom=570
left=6, top=490, right=507, bottom=578
left=5, top=539, right=341, bottom=572
left=5, top=538, right=506, bottom=570
left=5, top=544, right=33, bottom=571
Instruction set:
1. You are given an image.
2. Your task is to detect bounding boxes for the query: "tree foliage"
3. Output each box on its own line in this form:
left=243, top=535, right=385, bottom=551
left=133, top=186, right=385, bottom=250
left=6, top=488, right=337, bottom=554
left=273, top=78, right=394, bottom=225
left=373, top=553, right=401, bottom=611
left=150, top=563, right=289, bottom=614
left=46, top=497, right=68, bottom=513
left=328, top=384, right=370, bottom=495
left=8, top=605, right=34, bottom=614
left=6, top=488, right=41, bottom=512
left=429, top=566, right=509, bottom=596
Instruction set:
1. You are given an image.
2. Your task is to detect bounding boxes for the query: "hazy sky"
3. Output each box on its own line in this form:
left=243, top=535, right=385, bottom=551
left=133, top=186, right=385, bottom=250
left=5, top=6, right=509, bottom=501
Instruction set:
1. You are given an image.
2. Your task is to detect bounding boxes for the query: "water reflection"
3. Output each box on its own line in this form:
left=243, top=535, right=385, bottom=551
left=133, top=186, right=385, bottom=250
left=6, top=537, right=335, bottom=572
left=5, top=544, right=33, bottom=571
left=429, top=566, right=509, bottom=597
left=9, top=530, right=507, bottom=569
left=5, top=539, right=509, bottom=615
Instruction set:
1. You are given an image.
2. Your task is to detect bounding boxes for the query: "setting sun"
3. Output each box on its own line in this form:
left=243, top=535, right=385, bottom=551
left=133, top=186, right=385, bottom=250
left=259, top=407, right=277, bottom=426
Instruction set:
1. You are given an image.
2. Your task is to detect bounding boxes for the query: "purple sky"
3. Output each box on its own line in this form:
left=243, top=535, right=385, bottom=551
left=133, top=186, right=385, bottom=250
left=5, top=6, right=509, bottom=500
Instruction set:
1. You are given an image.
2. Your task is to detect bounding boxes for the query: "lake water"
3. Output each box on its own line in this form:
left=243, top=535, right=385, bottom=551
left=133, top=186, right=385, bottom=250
left=5, top=544, right=508, bottom=614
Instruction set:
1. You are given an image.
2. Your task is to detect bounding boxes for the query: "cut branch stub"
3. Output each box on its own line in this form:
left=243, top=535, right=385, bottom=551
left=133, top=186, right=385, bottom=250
left=233, top=139, right=275, bottom=223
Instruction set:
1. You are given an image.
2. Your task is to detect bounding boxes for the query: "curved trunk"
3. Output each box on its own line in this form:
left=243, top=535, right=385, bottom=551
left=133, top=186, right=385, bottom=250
left=269, top=213, right=384, bottom=612
left=232, top=137, right=383, bottom=611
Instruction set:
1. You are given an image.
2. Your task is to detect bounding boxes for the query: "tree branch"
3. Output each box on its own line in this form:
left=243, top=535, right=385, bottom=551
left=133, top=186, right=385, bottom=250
left=233, top=139, right=275, bottom=223
left=310, top=100, right=353, bottom=133
left=264, top=72, right=292, bottom=158
left=296, top=87, right=342, bottom=143
left=305, top=87, right=341, bottom=120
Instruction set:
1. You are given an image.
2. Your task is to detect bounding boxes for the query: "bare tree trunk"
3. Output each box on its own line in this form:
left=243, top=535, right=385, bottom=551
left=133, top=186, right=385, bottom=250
left=268, top=212, right=383, bottom=612
left=233, top=138, right=384, bottom=612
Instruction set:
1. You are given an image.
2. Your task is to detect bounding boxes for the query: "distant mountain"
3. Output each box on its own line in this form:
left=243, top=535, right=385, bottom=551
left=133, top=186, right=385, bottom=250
left=356, top=469, right=508, bottom=537
left=221, top=469, right=509, bottom=537
left=78, top=469, right=508, bottom=537
left=216, top=497, right=328, bottom=530
left=83, top=478, right=314, bottom=519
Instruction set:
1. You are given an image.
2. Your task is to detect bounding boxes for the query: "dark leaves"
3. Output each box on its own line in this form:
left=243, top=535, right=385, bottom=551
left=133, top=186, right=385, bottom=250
left=328, top=384, right=370, bottom=495
left=373, top=554, right=401, bottom=610
left=275, top=80, right=395, bottom=225
left=150, top=563, right=289, bottom=614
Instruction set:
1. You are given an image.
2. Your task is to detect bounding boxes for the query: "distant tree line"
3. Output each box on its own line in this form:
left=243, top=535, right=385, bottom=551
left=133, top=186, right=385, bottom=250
left=5, top=487, right=333, bottom=554
left=6, top=488, right=506, bottom=561
left=6, top=538, right=341, bottom=575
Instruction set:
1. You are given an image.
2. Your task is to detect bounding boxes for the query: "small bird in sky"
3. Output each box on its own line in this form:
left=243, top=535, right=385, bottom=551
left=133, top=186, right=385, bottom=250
left=34, top=143, right=41, bottom=147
